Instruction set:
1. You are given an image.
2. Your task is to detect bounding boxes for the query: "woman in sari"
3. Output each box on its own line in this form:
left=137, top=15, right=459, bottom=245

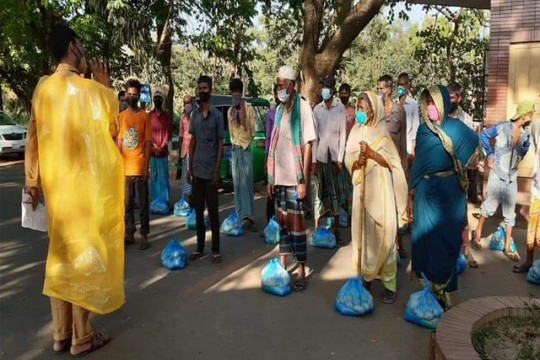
left=409, top=85, right=480, bottom=309
left=345, top=91, right=408, bottom=303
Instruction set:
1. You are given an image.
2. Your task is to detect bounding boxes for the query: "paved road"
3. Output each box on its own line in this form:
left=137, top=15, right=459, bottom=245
left=1, top=163, right=539, bottom=360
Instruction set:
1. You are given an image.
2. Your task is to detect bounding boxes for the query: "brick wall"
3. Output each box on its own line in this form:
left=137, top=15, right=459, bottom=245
left=486, top=0, right=540, bottom=125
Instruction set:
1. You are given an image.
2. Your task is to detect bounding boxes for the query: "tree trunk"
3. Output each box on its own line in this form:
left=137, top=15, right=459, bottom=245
left=299, top=0, right=384, bottom=107
left=156, top=2, right=175, bottom=119
left=0, top=67, right=32, bottom=111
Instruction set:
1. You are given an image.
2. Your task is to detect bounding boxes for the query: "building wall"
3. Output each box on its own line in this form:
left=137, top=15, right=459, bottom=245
left=486, top=0, right=540, bottom=125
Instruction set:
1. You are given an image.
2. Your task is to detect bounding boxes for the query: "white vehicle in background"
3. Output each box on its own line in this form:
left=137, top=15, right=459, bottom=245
left=0, top=111, right=26, bottom=156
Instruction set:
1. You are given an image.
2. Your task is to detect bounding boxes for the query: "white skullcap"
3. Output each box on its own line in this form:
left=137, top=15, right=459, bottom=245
left=277, top=66, right=296, bottom=81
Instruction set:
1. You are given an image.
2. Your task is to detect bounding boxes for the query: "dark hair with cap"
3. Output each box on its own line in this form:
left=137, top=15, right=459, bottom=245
left=447, top=82, right=463, bottom=97
left=198, top=75, right=213, bottom=89
left=339, top=83, right=351, bottom=93
left=377, top=75, right=393, bottom=88
left=229, top=78, right=243, bottom=93
left=126, top=79, right=142, bottom=93
left=49, top=25, right=79, bottom=62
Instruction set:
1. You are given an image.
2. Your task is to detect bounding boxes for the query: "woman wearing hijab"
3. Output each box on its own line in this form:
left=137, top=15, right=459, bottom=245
left=344, top=91, right=408, bottom=304
left=409, top=85, right=480, bottom=309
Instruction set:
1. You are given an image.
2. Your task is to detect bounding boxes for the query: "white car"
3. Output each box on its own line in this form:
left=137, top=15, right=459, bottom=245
left=0, top=111, right=26, bottom=156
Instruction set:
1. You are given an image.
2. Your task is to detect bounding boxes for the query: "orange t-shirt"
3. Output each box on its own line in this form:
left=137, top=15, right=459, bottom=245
left=118, top=109, right=152, bottom=176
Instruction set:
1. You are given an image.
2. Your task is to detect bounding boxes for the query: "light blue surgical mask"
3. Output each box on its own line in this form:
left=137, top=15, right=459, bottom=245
left=355, top=110, right=367, bottom=125
left=321, top=88, right=332, bottom=101
left=397, top=86, right=406, bottom=98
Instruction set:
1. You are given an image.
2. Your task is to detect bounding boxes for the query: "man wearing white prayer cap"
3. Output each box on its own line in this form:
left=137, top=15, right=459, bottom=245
left=266, top=65, right=317, bottom=292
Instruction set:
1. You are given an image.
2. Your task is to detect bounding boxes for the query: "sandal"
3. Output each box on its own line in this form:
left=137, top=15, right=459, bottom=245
left=138, top=242, right=150, bottom=250
left=211, top=254, right=222, bottom=264
left=470, top=231, right=482, bottom=250
left=293, top=278, right=306, bottom=292
left=505, top=250, right=520, bottom=262
left=72, top=333, right=110, bottom=358
left=513, top=263, right=532, bottom=273
left=465, top=253, right=478, bottom=268
left=189, top=252, right=204, bottom=261
left=53, top=339, right=71, bottom=355
left=398, top=247, right=408, bottom=259
left=382, top=289, right=396, bottom=304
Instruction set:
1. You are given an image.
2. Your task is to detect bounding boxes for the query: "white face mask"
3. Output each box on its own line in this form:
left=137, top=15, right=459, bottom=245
left=277, top=88, right=290, bottom=103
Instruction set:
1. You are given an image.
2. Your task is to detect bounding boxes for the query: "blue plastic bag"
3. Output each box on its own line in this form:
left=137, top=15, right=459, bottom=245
left=404, top=273, right=444, bottom=330
left=220, top=211, right=243, bottom=237
left=173, top=197, right=190, bottom=217
left=321, top=217, right=334, bottom=229
left=489, top=226, right=517, bottom=253
left=261, top=258, right=291, bottom=296
left=310, top=227, right=336, bottom=249
left=335, top=277, right=374, bottom=316
left=264, top=216, right=280, bottom=245
left=339, top=208, right=348, bottom=227
left=185, top=209, right=209, bottom=229
left=150, top=198, right=169, bottom=215
left=527, top=259, right=540, bottom=285
left=456, top=253, right=467, bottom=275
left=161, top=238, right=187, bottom=270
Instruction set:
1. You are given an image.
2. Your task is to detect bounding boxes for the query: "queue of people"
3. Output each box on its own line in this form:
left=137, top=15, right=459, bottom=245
left=24, top=25, right=538, bottom=357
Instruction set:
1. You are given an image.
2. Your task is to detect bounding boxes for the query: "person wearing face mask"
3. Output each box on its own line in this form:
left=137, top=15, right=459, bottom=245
left=267, top=65, right=316, bottom=292
left=339, top=83, right=356, bottom=138
left=447, top=82, right=479, bottom=269
left=409, top=85, right=480, bottom=310
left=149, top=90, right=171, bottom=204
left=377, top=75, right=408, bottom=259
left=118, top=79, right=153, bottom=251
left=178, top=94, right=194, bottom=202
left=24, top=26, right=122, bottom=356
left=227, top=78, right=257, bottom=232
left=472, top=100, right=535, bottom=262
left=311, top=75, right=346, bottom=242
left=396, top=73, right=420, bottom=166
left=344, top=92, right=408, bottom=304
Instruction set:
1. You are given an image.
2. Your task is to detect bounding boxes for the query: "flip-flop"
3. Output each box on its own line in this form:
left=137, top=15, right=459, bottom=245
left=382, top=289, right=396, bottom=304
left=73, top=333, right=110, bottom=358
left=138, top=242, right=150, bottom=250
left=211, top=254, right=222, bottom=264
left=513, top=264, right=531, bottom=273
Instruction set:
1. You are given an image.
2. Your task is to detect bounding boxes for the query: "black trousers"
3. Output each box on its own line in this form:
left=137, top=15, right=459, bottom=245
left=266, top=195, right=275, bottom=222
left=125, top=176, right=150, bottom=236
left=193, top=177, right=220, bottom=254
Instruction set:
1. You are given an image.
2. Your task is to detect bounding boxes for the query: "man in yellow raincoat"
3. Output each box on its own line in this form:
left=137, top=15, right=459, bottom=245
left=25, top=26, right=124, bottom=357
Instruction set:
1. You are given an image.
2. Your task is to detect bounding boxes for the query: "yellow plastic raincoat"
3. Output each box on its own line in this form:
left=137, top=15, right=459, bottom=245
left=25, top=64, right=125, bottom=314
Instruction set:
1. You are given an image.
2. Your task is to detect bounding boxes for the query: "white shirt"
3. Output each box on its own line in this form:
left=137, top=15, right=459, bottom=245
left=396, top=95, right=419, bottom=155
left=274, top=97, right=317, bottom=186
left=312, top=98, right=347, bottom=164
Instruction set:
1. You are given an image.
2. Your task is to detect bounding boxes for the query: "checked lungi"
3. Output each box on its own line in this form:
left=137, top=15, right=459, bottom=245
left=275, top=186, right=307, bottom=263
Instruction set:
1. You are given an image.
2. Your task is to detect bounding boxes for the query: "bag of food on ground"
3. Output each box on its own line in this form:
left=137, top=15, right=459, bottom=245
left=220, top=211, right=243, bottom=237
left=161, top=238, right=188, bottom=270
left=264, top=216, right=280, bottom=245
left=339, top=208, right=348, bottom=228
left=335, top=277, right=374, bottom=316
left=489, top=225, right=517, bottom=252
left=404, top=273, right=444, bottom=330
left=186, top=209, right=197, bottom=229
left=456, top=253, right=467, bottom=275
left=173, top=196, right=190, bottom=217
left=260, top=258, right=291, bottom=296
left=310, top=227, right=336, bottom=249
left=150, top=198, right=169, bottom=215
left=526, top=259, right=540, bottom=285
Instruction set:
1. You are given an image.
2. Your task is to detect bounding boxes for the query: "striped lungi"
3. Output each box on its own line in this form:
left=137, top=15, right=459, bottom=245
left=312, top=156, right=340, bottom=220
left=275, top=186, right=307, bottom=263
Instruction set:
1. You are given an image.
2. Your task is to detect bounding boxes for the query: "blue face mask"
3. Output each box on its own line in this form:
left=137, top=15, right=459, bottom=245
left=397, top=86, right=406, bottom=98
left=321, top=88, right=332, bottom=101
left=355, top=110, right=367, bottom=125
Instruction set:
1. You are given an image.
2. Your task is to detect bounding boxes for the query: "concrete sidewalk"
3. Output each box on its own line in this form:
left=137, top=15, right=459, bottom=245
left=1, top=164, right=539, bottom=360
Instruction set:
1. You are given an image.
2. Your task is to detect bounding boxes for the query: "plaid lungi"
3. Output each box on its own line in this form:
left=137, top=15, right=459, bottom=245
left=275, top=186, right=307, bottom=263
left=312, top=156, right=340, bottom=220
left=338, top=165, right=352, bottom=216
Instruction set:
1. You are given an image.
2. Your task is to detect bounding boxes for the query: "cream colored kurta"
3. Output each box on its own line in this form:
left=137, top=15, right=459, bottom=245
left=344, top=92, right=408, bottom=290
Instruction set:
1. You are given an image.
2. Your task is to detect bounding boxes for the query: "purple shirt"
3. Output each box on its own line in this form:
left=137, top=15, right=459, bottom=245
left=265, top=106, right=277, bottom=154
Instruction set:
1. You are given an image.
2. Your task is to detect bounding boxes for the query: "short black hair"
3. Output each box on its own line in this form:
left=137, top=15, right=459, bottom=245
left=339, top=83, right=351, bottom=93
left=377, top=75, right=393, bottom=88
left=118, top=90, right=125, bottom=99
left=197, top=75, right=213, bottom=89
left=49, top=25, right=79, bottom=62
left=126, top=79, right=141, bottom=93
left=229, top=78, right=243, bottom=93
left=397, top=73, right=410, bottom=83
left=447, top=81, right=463, bottom=97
